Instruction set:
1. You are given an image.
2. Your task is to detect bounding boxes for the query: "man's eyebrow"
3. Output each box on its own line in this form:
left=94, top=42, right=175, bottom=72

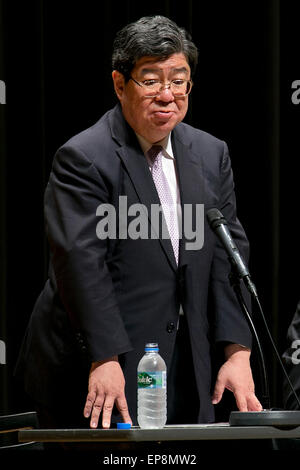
left=140, top=67, right=189, bottom=76
left=172, top=67, right=189, bottom=74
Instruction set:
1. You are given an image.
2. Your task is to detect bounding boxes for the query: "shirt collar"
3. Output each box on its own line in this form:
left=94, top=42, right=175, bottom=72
left=135, top=132, right=174, bottom=160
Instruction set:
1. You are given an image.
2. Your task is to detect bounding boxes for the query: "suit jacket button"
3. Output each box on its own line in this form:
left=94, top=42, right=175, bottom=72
left=166, top=322, right=175, bottom=333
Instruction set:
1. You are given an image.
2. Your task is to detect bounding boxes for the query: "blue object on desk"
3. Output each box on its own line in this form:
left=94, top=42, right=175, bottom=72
left=117, top=422, right=131, bottom=429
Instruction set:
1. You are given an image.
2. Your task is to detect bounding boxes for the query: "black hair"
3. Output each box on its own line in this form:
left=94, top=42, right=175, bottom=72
left=112, top=15, right=198, bottom=80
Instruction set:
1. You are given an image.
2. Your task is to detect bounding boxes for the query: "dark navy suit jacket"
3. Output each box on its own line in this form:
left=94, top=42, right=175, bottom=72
left=15, top=104, right=252, bottom=424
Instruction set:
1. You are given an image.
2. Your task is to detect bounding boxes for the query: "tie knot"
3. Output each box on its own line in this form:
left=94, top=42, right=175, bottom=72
left=147, top=145, right=163, bottom=166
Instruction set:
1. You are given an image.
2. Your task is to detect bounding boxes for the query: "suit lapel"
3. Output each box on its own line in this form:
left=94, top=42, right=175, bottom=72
left=172, top=129, right=206, bottom=267
left=109, top=105, right=178, bottom=272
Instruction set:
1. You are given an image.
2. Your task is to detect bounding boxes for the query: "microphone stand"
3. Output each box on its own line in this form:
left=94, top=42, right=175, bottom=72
left=228, top=268, right=300, bottom=427
left=229, top=271, right=271, bottom=410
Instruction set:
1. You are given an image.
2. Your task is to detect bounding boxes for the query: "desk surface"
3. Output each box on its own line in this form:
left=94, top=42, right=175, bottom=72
left=19, top=423, right=300, bottom=443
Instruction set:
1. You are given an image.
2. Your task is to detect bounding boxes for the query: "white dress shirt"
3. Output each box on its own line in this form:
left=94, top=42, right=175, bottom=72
left=135, top=132, right=182, bottom=234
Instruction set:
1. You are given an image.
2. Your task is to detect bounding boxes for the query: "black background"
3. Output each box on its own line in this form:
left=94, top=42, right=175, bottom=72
left=0, top=0, right=299, bottom=415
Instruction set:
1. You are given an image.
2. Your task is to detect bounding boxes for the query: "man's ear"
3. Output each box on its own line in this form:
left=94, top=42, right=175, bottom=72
left=112, top=70, right=125, bottom=100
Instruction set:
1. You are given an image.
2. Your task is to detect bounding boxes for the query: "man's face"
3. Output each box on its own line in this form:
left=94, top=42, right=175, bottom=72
left=112, top=53, right=191, bottom=143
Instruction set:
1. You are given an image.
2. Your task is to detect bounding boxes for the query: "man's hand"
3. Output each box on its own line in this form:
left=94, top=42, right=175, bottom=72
left=83, top=356, right=132, bottom=429
left=211, top=344, right=263, bottom=411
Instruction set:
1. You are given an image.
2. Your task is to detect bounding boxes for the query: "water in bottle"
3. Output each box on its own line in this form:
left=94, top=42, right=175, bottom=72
left=137, top=342, right=167, bottom=429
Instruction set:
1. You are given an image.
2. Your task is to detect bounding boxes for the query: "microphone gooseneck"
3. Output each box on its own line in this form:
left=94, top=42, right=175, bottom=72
left=207, top=208, right=257, bottom=297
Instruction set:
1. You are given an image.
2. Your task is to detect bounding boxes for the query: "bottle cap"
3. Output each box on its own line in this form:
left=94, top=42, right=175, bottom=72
left=145, top=342, right=159, bottom=352
left=117, top=422, right=132, bottom=429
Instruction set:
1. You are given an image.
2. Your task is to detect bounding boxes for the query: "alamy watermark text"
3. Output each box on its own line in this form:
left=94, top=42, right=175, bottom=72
left=0, top=80, right=6, bottom=104
left=291, top=80, right=300, bottom=105
left=0, top=340, right=6, bottom=364
left=96, top=197, right=204, bottom=250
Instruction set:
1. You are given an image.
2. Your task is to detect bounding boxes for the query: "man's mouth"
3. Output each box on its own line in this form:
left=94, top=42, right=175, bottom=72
left=153, top=110, right=175, bottom=120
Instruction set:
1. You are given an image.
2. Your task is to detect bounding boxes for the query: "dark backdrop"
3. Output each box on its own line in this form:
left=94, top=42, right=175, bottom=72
left=0, top=0, right=299, bottom=415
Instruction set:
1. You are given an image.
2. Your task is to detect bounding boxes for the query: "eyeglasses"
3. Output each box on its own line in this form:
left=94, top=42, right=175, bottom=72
left=130, top=77, right=193, bottom=98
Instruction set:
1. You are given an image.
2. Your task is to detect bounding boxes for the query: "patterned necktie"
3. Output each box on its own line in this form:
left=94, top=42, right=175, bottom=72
left=147, top=145, right=179, bottom=264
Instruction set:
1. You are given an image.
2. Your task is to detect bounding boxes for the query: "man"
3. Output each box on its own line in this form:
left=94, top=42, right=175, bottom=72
left=282, top=301, right=300, bottom=410
left=15, top=15, right=262, bottom=430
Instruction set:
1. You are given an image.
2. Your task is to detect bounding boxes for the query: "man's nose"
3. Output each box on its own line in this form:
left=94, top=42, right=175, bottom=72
left=155, top=86, right=175, bottom=102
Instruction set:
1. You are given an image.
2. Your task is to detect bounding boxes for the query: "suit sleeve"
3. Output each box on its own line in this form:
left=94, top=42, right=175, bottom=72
left=45, top=144, right=132, bottom=362
left=210, top=141, right=253, bottom=349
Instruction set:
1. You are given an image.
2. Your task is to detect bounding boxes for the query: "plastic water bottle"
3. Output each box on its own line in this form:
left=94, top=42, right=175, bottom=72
left=137, top=342, right=167, bottom=429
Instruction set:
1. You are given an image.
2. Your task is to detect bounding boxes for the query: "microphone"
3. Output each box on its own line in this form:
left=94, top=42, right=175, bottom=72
left=206, top=208, right=257, bottom=297
left=207, top=207, right=300, bottom=426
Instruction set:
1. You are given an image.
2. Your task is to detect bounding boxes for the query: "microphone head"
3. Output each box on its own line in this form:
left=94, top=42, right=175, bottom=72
left=206, top=208, right=227, bottom=229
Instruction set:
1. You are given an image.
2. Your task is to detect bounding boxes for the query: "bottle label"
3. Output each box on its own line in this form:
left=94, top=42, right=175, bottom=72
left=137, top=371, right=166, bottom=389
